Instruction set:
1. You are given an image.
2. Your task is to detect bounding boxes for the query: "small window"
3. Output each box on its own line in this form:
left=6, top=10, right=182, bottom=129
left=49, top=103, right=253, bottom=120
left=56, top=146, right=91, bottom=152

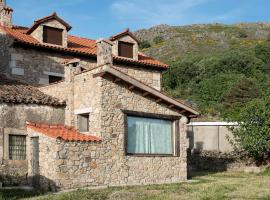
left=49, top=75, right=63, bottom=84
left=118, top=41, right=134, bottom=58
left=9, top=135, right=26, bottom=160
left=78, top=114, right=89, bottom=132
left=43, top=26, right=63, bottom=45
left=127, top=116, right=173, bottom=155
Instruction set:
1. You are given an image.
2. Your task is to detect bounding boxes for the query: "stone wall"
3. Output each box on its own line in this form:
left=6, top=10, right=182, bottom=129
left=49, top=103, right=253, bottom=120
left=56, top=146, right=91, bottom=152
left=1, top=30, right=162, bottom=89
left=7, top=47, right=97, bottom=85
left=114, top=64, right=161, bottom=90
left=188, top=150, right=265, bottom=174
left=0, top=31, right=11, bottom=74
left=98, top=75, right=188, bottom=186
left=30, top=70, right=189, bottom=190
left=0, top=103, right=64, bottom=186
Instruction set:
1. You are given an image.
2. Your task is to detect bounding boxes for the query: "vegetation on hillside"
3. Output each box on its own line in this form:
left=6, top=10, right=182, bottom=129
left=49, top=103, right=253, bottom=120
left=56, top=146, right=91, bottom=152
left=162, top=41, right=270, bottom=118
left=135, top=23, right=270, bottom=118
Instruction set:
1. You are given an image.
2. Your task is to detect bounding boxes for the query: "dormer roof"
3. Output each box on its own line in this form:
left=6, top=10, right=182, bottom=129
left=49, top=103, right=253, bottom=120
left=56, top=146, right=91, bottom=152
left=1, top=25, right=168, bottom=69
left=26, top=12, right=72, bottom=34
left=110, top=28, right=140, bottom=44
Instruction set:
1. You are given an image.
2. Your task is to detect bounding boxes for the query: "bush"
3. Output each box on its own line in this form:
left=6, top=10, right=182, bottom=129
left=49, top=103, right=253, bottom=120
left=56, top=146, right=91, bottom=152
left=238, top=30, right=248, bottom=38
left=228, top=96, right=270, bottom=162
left=153, top=36, right=164, bottom=44
left=139, top=40, right=151, bottom=49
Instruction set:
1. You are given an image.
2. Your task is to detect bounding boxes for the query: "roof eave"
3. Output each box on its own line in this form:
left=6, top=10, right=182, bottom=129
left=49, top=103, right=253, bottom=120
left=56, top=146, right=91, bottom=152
left=93, top=65, right=199, bottom=117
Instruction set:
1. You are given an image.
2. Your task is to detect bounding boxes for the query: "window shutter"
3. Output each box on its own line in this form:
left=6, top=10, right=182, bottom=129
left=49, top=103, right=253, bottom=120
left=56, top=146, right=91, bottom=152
left=118, top=41, right=134, bottom=58
left=43, top=26, right=63, bottom=45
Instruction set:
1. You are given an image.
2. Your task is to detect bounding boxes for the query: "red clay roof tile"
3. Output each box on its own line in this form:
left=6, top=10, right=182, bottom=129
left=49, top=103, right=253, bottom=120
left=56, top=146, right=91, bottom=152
left=0, top=25, right=168, bottom=69
left=0, top=74, right=65, bottom=106
left=27, top=121, right=102, bottom=142
left=27, top=12, right=72, bottom=34
left=110, top=28, right=140, bottom=43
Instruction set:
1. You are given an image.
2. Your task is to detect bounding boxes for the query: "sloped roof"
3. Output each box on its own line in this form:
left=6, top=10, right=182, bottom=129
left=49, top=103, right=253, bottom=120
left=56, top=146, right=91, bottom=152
left=27, top=121, right=102, bottom=142
left=0, top=26, right=168, bottom=69
left=27, top=12, right=72, bottom=34
left=0, top=74, right=65, bottom=106
left=92, top=66, right=199, bottom=118
left=110, top=28, right=140, bottom=43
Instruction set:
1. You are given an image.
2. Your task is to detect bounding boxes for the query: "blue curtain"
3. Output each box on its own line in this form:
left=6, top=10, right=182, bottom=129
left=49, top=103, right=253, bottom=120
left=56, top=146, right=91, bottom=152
left=127, top=116, right=172, bottom=154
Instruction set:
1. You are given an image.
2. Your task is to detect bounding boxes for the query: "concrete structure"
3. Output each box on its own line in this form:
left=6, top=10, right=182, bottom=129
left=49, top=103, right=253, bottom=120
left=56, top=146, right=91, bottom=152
left=0, top=1, right=199, bottom=190
left=187, top=122, right=238, bottom=152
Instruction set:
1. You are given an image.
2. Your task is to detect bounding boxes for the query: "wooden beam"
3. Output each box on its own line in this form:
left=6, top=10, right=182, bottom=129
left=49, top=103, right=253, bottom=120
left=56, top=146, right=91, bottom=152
left=156, top=98, right=162, bottom=103
left=143, top=92, right=149, bottom=97
left=180, top=110, right=186, bottom=114
left=113, top=78, right=121, bottom=83
left=92, top=72, right=106, bottom=78
left=168, top=105, right=174, bottom=109
left=128, top=85, right=135, bottom=90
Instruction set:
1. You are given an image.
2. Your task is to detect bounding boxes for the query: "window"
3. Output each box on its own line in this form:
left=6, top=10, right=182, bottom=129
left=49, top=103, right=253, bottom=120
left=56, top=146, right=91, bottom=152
left=49, top=75, right=63, bottom=84
left=118, top=41, right=134, bottom=58
left=78, top=114, right=89, bottom=132
left=127, top=116, right=173, bottom=155
left=9, top=135, right=26, bottom=160
left=43, top=26, right=63, bottom=45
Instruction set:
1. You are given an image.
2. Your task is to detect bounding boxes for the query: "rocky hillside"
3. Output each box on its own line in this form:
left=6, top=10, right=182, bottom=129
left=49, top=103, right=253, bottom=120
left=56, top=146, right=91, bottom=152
left=134, top=23, right=270, bottom=119
left=134, top=23, right=270, bottom=63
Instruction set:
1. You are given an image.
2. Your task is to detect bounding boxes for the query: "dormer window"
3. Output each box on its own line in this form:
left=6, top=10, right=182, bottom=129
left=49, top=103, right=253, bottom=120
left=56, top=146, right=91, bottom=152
left=118, top=41, right=134, bottom=59
left=43, top=26, right=63, bottom=46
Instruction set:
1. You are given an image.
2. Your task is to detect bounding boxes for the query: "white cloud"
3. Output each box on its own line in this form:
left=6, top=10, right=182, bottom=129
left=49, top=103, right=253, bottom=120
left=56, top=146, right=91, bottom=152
left=111, top=0, right=245, bottom=27
left=111, top=0, right=213, bottom=26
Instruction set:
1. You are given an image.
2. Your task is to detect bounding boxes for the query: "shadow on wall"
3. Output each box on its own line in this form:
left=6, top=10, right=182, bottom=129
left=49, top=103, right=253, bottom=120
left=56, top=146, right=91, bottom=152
left=187, top=150, right=236, bottom=178
left=0, top=174, right=59, bottom=192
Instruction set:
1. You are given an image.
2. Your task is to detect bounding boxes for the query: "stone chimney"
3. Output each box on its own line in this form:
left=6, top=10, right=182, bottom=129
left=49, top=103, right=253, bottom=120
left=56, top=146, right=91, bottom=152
left=0, top=0, right=13, bottom=27
left=96, top=39, right=113, bottom=66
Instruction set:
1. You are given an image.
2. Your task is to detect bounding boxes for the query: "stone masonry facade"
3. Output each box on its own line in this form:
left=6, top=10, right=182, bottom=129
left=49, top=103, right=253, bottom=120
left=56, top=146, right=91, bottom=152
left=0, top=104, right=64, bottom=186
left=0, top=2, right=199, bottom=190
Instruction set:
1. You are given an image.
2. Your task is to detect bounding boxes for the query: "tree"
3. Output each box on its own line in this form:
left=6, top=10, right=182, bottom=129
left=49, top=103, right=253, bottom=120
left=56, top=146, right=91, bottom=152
left=139, top=41, right=151, bottom=49
left=153, top=36, right=164, bottom=44
left=223, top=77, right=262, bottom=108
left=228, top=96, right=270, bottom=162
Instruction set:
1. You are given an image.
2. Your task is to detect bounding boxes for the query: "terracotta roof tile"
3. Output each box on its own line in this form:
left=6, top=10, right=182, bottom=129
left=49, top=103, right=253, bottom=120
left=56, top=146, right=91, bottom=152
left=110, top=28, right=139, bottom=43
left=0, top=74, right=65, bottom=106
left=27, top=121, right=102, bottom=142
left=0, top=25, right=168, bottom=69
left=27, top=12, right=72, bottom=34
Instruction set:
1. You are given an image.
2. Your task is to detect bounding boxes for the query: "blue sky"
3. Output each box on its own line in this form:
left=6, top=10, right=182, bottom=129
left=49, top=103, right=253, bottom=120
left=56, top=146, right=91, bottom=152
left=7, top=0, right=270, bottom=39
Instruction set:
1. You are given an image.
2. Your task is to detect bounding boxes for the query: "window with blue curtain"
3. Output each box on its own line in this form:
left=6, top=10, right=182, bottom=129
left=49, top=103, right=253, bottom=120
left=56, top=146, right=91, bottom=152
left=127, top=116, right=173, bottom=155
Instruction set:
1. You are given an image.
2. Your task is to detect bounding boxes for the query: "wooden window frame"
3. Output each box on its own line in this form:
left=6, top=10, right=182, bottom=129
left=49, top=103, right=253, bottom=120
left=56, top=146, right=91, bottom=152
left=122, top=110, right=180, bottom=157
left=77, top=113, right=90, bottom=133
left=8, top=134, right=27, bottom=160
left=118, top=41, right=134, bottom=59
left=43, top=25, right=63, bottom=46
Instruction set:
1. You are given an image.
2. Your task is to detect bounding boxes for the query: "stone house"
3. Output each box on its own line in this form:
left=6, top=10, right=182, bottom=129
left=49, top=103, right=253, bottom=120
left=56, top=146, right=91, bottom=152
left=0, top=1, right=199, bottom=190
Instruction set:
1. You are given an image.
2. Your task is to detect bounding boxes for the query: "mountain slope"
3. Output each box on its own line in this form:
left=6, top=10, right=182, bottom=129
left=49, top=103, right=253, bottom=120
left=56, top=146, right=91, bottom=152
left=134, top=23, right=270, bottom=119
left=134, top=23, right=270, bottom=63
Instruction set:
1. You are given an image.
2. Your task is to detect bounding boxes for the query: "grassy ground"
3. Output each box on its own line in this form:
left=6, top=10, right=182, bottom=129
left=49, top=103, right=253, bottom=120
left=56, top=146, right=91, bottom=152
left=1, top=170, right=270, bottom=200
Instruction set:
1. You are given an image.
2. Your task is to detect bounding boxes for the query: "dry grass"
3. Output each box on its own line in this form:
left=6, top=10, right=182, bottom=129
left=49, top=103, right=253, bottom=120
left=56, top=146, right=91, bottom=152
left=1, top=170, right=270, bottom=200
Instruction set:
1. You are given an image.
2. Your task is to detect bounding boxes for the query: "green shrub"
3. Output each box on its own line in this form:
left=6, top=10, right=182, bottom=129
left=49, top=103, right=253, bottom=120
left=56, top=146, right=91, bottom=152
left=228, top=96, right=270, bottom=162
left=139, top=40, right=151, bottom=49
left=153, top=36, right=164, bottom=44
left=238, top=30, right=248, bottom=38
